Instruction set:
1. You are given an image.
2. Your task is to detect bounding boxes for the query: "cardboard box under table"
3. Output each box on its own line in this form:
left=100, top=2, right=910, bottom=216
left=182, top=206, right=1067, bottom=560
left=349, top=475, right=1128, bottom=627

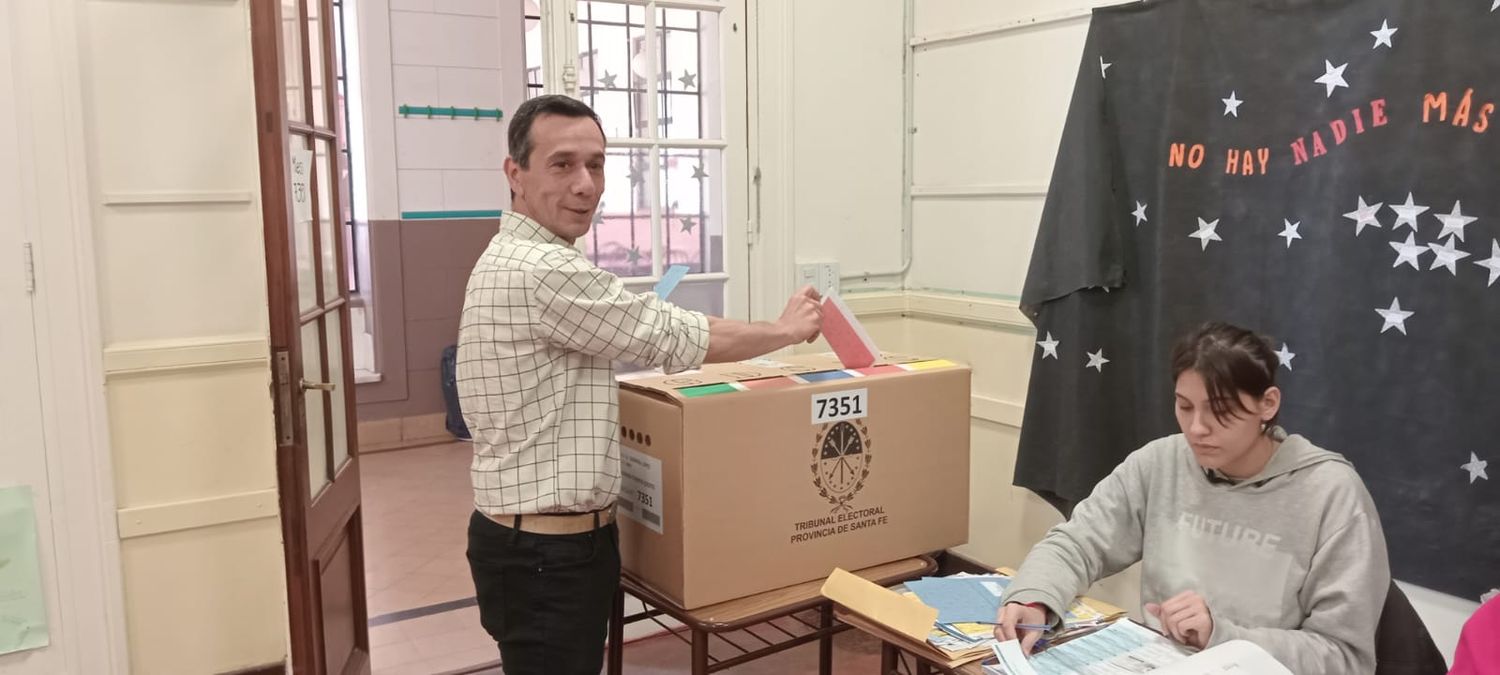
left=615, top=353, right=971, bottom=609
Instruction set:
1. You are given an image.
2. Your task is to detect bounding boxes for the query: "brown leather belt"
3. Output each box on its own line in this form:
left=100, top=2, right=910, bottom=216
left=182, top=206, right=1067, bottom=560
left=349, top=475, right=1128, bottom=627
left=485, top=505, right=616, bottom=535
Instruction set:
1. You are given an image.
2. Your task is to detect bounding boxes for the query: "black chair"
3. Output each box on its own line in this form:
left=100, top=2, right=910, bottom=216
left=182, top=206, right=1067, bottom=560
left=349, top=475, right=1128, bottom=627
left=1374, top=581, right=1448, bottom=675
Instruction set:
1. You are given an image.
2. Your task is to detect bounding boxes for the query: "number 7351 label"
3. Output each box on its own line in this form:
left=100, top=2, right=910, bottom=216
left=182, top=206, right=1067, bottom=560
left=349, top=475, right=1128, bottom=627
left=811, top=389, right=869, bottom=424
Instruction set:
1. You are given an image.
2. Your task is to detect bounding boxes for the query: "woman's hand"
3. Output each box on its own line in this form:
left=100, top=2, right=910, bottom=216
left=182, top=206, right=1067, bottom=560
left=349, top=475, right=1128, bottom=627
left=994, top=601, right=1049, bottom=654
left=1147, top=590, right=1215, bottom=649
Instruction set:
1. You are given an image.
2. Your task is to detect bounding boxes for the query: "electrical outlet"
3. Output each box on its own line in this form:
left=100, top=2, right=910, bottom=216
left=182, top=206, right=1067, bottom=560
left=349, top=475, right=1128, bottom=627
left=818, top=262, right=840, bottom=298
left=796, top=263, right=821, bottom=294
left=796, top=261, right=841, bottom=297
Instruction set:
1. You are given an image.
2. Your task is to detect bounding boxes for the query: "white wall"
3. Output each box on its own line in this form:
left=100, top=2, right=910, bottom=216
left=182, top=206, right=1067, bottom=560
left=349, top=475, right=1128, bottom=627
left=764, top=0, right=1481, bottom=661
left=903, top=0, right=1103, bottom=582
left=1, top=3, right=128, bottom=670
left=909, top=6, right=1088, bottom=299
left=751, top=0, right=907, bottom=323
left=785, top=0, right=905, bottom=277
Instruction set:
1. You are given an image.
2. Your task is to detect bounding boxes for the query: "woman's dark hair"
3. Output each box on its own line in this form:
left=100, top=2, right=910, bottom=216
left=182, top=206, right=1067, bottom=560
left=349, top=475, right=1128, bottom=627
left=1170, top=321, right=1279, bottom=429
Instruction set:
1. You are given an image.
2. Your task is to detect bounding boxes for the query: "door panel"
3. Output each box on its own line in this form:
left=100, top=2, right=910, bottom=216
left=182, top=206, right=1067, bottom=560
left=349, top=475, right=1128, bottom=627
left=250, top=0, right=368, bottom=672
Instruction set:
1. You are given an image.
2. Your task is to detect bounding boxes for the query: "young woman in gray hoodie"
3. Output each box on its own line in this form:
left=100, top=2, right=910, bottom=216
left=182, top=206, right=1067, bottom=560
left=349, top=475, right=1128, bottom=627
left=996, top=322, right=1391, bottom=674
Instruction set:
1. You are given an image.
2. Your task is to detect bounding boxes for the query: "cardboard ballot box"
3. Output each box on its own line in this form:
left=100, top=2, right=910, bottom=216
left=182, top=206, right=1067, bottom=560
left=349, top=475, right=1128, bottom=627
left=615, top=353, right=971, bottom=609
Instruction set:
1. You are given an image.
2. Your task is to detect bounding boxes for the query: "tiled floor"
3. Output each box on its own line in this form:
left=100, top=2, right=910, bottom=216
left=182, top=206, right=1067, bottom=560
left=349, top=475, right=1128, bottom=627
left=363, top=443, right=477, bottom=618
left=459, top=627, right=888, bottom=675
left=361, top=442, right=883, bottom=674
left=363, top=443, right=488, bottom=675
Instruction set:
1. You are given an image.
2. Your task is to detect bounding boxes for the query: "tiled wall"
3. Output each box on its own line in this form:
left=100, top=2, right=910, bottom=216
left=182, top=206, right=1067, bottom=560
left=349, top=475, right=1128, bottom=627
left=355, top=0, right=526, bottom=426
left=388, top=0, right=524, bottom=215
left=357, top=218, right=500, bottom=422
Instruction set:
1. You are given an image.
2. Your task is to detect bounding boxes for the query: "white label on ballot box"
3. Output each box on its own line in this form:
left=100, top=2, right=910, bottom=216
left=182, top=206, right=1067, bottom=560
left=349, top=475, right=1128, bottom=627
left=811, top=388, right=868, bottom=425
left=619, top=446, right=664, bottom=534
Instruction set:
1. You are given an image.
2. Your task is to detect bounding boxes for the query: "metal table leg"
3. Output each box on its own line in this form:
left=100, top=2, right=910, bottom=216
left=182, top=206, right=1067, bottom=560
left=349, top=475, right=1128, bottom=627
left=818, top=604, right=834, bottom=675
left=691, top=627, right=710, bottom=675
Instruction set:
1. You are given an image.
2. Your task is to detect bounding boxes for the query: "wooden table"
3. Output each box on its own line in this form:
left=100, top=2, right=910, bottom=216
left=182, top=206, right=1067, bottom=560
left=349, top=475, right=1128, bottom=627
left=834, top=606, right=987, bottom=675
left=607, top=555, right=937, bottom=675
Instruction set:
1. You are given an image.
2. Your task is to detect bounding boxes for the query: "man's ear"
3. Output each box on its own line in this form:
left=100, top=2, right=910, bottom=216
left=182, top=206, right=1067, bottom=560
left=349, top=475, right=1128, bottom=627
left=504, top=156, right=523, bottom=199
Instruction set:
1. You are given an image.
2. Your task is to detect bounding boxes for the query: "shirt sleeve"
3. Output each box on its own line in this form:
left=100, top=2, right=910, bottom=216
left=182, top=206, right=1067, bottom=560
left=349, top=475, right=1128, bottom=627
left=530, top=247, right=710, bottom=373
left=1002, top=441, right=1154, bottom=620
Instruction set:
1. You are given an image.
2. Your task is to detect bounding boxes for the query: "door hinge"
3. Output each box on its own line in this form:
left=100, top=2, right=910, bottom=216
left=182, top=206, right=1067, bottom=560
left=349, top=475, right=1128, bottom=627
left=274, top=350, right=294, bottom=446
left=22, top=242, right=35, bottom=295
left=562, top=63, right=579, bottom=95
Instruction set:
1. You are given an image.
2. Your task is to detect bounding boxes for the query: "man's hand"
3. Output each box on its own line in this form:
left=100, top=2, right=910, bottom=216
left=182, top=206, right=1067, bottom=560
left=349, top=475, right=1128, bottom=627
left=994, top=602, right=1049, bottom=655
left=778, top=285, right=823, bottom=344
left=1146, top=591, right=1214, bottom=650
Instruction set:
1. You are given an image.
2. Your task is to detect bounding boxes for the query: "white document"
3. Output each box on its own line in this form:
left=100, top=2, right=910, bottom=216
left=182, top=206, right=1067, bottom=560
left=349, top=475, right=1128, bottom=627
left=993, top=640, right=1040, bottom=675
left=1153, top=640, right=1292, bottom=675
left=990, top=621, right=1291, bottom=675
left=1029, top=620, right=1188, bottom=674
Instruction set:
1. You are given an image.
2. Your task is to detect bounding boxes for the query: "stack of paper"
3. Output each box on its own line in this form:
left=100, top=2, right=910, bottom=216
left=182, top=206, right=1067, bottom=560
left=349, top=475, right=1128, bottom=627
left=901, top=574, right=1013, bottom=658
left=820, top=567, right=1132, bottom=667
left=906, top=574, right=1010, bottom=624
left=897, top=572, right=1126, bottom=660
left=982, top=620, right=1291, bottom=675
left=991, top=620, right=1190, bottom=674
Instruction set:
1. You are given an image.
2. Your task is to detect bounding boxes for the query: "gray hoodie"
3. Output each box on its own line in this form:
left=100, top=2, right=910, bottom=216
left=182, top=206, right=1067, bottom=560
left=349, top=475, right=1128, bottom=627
left=1004, top=430, right=1390, bottom=674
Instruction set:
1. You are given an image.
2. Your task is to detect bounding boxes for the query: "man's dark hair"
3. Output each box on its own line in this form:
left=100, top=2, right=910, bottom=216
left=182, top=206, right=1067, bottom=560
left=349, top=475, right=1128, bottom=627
left=507, top=94, right=605, bottom=168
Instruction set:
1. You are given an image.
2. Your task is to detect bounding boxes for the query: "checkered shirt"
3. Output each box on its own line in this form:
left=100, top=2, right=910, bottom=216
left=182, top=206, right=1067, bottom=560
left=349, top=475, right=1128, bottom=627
left=457, top=211, right=710, bottom=515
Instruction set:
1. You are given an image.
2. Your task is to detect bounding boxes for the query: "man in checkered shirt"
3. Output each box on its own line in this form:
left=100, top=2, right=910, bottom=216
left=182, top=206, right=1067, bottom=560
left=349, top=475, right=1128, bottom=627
left=458, top=95, right=822, bottom=674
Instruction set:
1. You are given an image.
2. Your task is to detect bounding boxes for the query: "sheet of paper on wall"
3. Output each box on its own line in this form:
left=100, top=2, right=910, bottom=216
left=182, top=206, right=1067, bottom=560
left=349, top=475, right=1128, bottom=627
left=0, top=485, right=51, bottom=655
left=820, top=294, right=879, bottom=369
left=289, top=146, right=313, bottom=224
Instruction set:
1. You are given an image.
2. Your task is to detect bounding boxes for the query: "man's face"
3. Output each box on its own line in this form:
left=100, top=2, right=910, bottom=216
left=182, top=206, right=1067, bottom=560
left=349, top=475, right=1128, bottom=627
left=506, top=114, right=606, bottom=243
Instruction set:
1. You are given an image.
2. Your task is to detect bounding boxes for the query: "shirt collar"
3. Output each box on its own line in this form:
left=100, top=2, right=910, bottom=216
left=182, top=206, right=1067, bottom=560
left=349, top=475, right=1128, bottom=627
left=502, top=210, right=569, bottom=247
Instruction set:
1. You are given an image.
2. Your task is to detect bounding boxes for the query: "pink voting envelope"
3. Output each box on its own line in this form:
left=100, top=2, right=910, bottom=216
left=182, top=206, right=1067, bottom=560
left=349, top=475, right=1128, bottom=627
left=820, top=294, right=879, bottom=369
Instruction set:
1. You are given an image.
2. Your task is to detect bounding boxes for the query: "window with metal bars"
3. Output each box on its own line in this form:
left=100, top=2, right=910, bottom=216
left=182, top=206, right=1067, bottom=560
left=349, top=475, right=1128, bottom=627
left=523, top=2, right=716, bottom=281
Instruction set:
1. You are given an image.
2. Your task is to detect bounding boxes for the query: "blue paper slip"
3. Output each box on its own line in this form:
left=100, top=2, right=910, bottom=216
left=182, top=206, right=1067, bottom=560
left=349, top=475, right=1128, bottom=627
left=905, top=575, right=1012, bottom=625
left=653, top=265, right=690, bottom=300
